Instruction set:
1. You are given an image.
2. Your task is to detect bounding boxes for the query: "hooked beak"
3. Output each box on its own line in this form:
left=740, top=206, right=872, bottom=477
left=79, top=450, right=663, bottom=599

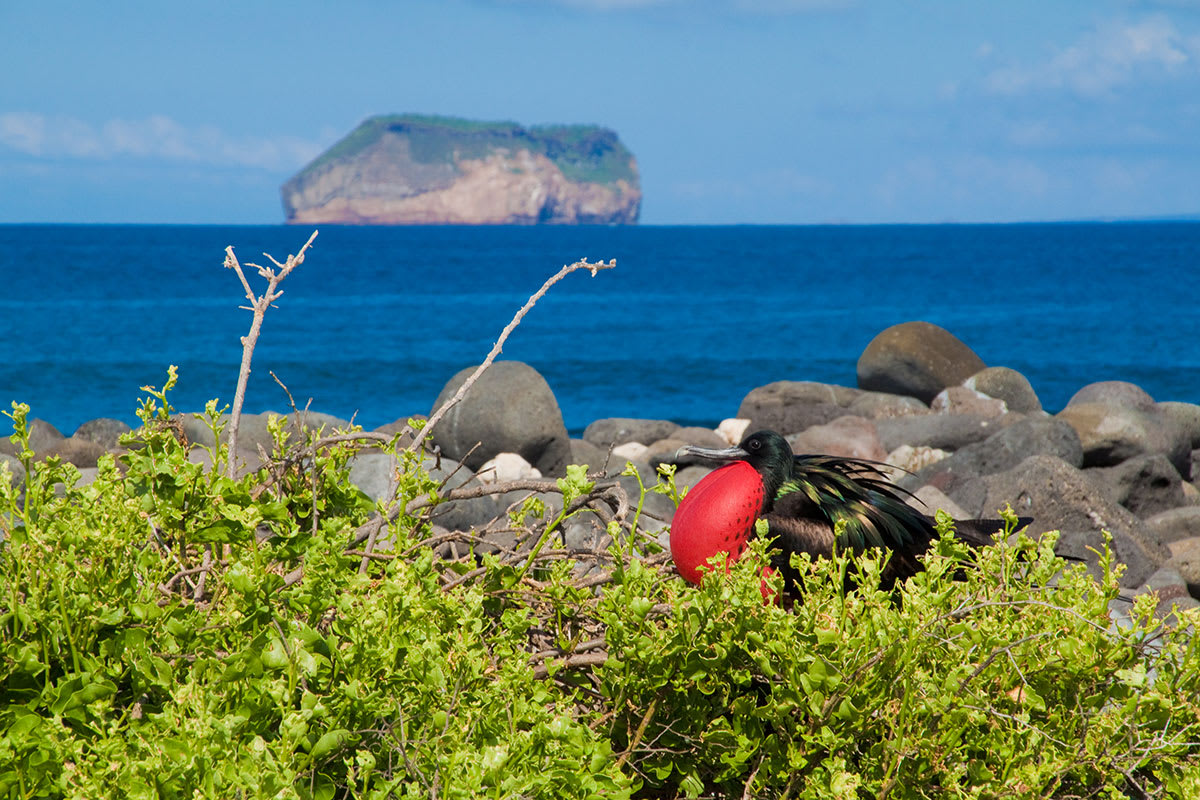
left=674, top=444, right=750, bottom=463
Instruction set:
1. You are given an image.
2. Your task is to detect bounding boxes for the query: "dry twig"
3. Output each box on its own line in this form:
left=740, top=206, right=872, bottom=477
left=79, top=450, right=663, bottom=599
left=223, top=229, right=319, bottom=478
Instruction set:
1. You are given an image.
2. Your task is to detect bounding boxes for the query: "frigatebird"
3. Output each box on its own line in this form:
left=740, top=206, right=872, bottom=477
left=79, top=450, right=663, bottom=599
left=670, top=430, right=1022, bottom=592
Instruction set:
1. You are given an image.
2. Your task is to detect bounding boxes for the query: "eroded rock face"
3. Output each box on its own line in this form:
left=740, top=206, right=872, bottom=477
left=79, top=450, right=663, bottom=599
left=281, top=115, right=641, bottom=225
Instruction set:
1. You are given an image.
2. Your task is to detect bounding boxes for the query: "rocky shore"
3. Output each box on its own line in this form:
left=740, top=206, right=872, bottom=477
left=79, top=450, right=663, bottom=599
left=6, top=321, right=1200, bottom=614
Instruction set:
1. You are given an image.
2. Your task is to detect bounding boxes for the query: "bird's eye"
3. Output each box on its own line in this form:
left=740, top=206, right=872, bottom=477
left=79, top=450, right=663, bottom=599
left=748, top=439, right=760, bottom=450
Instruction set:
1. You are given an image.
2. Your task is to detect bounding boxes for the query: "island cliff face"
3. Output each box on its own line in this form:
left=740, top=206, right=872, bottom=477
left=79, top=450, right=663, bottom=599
left=281, top=115, right=641, bottom=225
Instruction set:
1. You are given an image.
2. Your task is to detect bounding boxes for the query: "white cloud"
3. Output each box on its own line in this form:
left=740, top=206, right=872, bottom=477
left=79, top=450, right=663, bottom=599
left=986, top=15, right=1199, bottom=96
left=0, top=112, right=323, bottom=171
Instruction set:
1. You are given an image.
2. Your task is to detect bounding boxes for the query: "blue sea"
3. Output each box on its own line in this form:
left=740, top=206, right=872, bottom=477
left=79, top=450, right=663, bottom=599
left=1, top=223, right=1197, bottom=437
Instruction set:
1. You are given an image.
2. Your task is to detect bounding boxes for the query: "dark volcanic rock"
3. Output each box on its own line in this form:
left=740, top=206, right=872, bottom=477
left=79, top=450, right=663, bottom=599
left=348, top=451, right=501, bottom=535
left=1157, top=401, right=1200, bottom=449
left=0, top=419, right=65, bottom=457
left=1137, top=566, right=1200, bottom=617
left=0, top=453, right=23, bottom=486
left=372, top=415, right=426, bottom=449
left=583, top=418, right=680, bottom=448
left=736, top=381, right=862, bottom=436
left=906, top=416, right=1082, bottom=498
left=430, top=360, right=571, bottom=477
left=958, top=454, right=1166, bottom=587
left=876, top=414, right=1011, bottom=454
left=73, top=417, right=132, bottom=450
left=1142, top=507, right=1200, bottom=550
left=646, top=427, right=729, bottom=469
left=1089, top=454, right=1187, bottom=518
left=964, top=366, right=1042, bottom=414
left=1167, top=537, right=1200, bottom=597
left=856, top=322, right=987, bottom=404
left=40, top=437, right=107, bottom=468
left=569, top=438, right=609, bottom=473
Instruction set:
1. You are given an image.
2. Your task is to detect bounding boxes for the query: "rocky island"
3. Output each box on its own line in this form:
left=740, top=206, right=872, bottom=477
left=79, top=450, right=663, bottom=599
left=281, top=114, right=641, bottom=225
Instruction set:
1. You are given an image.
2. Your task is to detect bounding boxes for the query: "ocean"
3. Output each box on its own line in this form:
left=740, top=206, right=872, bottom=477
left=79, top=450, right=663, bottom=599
left=1, top=222, right=1197, bottom=437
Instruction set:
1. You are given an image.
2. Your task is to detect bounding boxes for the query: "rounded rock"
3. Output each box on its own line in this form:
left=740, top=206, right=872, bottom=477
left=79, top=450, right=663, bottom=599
left=1066, top=381, right=1155, bottom=411
left=1157, top=402, right=1200, bottom=449
left=430, top=360, right=571, bottom=476
left=963, top=367, right=1042, bottom=414
left=857, top=321, right=987, bottom=405
left=786, top=415, right=886, bottom=462
left=1142, top=507, right=1200, bottom=550
left=72, top=417, right=133, bottom=450
left=1056, top=402, right=1191, bottom=475
left=583, top=418, right=679, bottom=448
left=737, top=380, right=861, bottom=436
left=930, top=385, right=1008, bottom=418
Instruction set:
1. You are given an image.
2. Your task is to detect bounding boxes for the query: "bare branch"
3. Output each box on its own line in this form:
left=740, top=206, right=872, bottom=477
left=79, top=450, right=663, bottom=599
left=224, top=229, right=318, bottom=478
left=408, top=258, right=614, bottom=453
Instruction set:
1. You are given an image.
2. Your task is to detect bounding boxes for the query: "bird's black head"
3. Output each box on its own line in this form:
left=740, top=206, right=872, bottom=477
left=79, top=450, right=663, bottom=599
left=676, top=429, right=795, bottom=497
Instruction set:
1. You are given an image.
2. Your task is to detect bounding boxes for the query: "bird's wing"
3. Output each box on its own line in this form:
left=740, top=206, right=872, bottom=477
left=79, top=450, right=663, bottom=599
left=777, top=454, right=934, bottom=554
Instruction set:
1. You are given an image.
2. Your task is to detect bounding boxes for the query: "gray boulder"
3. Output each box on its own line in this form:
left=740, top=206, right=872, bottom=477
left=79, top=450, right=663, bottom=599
left=0, top=453, right=23, bottom=486
left=1142, top=507, right=1200, bottom=550
left=569, top=438, right=610, bottom=473
left=876, top=414, right=1012, bottom=454
left=73, top=417, right=132, bottom=450
left=1088, top=454, right=1187, bottom=518
left=964, top=366, right=1042, bottom=414
left=39, top=437, right=107, bottom=468
left=957, top=454, right=1166, bottom=587
left=1066, top=380, right=1155, bottom=411
left=646, top=427, right=729, bottom=469
left=786, top=416, right=887, bottom=461
left=583, top=418, right=679, bottom=448
left=371, top=416, right=425, bottom=449
left=905, top=416, right=1082, bottom=498
left=856, top=321, right=987, bottom=404
left=736, top=381, right=860, bottom=436
left=1137, top=566, right=1200, bottom=616
left=1166, top=537, right=1200, bottom=597
left=1056, top=402, right=1191, bottom=476
left=1157, top=401, right=1200, bottom=449
left=348, top=451, right=502, bottom=535
left=845, top=391, right=930, bottom=419
left=0, top=418, right=65, bottom=457
left=178, top=410, right=349, bottom=454
left=430, top=361, right=572, bottom=477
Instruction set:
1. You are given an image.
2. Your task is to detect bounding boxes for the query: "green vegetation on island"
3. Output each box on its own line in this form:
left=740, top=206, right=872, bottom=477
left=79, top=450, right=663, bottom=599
left=300, top=113, right=638, bottom=186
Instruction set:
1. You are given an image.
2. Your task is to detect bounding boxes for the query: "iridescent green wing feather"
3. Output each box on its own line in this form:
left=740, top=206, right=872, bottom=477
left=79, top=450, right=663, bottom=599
left=777, top=454, right=933, bottom=553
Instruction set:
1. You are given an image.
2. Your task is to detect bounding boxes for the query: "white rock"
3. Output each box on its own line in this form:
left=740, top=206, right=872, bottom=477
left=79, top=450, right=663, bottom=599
left=717, top=418, right=751, bottom=445
left=477, top=452, right=542, bottom=484
left=611, top=442, right=650, bottom=461
left=884, top=444, right=949, bottom=478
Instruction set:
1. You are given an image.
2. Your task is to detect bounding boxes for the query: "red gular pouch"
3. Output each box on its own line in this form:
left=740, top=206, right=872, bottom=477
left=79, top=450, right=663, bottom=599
left=670, top=461, right=765, bottom=585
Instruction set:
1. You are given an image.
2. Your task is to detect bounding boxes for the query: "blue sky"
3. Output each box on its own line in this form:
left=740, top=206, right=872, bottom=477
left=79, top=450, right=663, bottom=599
left=3, top=0, right=1200, bottom=224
